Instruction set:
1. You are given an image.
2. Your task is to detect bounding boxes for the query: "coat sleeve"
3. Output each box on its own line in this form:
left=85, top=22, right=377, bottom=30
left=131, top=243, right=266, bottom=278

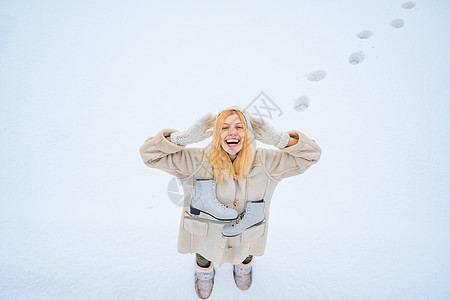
left=261, top=130, right=322, bottom=181
left=139, top=128, right=205, bottom=179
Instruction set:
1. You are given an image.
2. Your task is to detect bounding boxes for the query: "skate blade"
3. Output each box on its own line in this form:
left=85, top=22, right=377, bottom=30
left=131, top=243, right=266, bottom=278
left=221, top=219, right=266, bottom=238
left=189, top=205, right=238, bottom=222
left=184, top=215, right=236, bottom=225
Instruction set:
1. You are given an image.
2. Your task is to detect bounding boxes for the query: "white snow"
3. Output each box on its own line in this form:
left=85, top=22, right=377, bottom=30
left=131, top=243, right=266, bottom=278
left=1, top=0, right=450, bottom=299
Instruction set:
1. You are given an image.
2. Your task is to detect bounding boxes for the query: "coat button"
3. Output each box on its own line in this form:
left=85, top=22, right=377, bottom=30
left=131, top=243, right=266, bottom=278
left=228, top=246, right=232, bottom=249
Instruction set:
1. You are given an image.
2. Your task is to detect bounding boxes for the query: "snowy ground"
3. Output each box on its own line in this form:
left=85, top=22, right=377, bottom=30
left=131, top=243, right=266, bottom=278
left=1, top=0, right=450, bottom=299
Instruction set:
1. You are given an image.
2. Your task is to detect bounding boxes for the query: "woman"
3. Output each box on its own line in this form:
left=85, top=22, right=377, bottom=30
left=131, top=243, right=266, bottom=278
left=139, top=105, right=322, bottom=299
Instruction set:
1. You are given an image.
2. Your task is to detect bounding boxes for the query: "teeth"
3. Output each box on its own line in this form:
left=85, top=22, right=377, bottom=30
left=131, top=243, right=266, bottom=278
left=226, top=139, right=240, bottom=143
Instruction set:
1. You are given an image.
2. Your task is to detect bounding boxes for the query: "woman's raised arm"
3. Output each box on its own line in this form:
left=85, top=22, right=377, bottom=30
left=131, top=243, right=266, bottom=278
left=140, top=113, right=216, bottom=178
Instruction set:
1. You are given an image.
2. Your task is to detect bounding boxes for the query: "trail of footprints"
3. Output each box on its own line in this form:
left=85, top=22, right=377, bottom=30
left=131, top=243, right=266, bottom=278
left=294, top=1, right=416, bottom=112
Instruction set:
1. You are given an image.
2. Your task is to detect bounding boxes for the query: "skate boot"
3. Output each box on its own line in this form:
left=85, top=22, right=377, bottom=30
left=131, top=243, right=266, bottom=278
left=194, top=258, right=215, bottom=299
left=190, top=179, right=238, bottom=221
left=233, top=256, right=254, bottom=291
left=221, top=199, right=265, bottom=237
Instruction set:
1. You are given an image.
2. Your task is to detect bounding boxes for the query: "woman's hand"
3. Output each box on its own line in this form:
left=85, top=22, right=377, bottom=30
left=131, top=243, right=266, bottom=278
left=170, top=113, right=216, bottom=145
left=249, top=116, right=290, bottom=148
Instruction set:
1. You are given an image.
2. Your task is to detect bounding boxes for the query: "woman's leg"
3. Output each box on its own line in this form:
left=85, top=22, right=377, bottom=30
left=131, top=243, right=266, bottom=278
left=196, top=253, right=252, bottom=266
left=195, top=253, right=211, bottom=268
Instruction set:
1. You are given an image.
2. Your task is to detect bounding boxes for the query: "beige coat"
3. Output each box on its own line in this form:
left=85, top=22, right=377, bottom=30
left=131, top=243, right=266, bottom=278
left=139, top=110, right=322, bottom=266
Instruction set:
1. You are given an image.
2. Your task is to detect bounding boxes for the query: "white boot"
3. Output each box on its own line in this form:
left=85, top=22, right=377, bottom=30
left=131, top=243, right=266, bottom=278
left=194, top=258, right=215, bottom=299
left=190, top=179, right=238, bottom=221
left=233, top=256, right=254, bottom=291
left=221, top=200, right=265, bottom=237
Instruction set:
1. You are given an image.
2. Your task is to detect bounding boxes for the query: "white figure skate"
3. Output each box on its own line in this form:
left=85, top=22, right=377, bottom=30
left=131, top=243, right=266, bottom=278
left=188, top=179, right=238, bottom=223
left=221, top=200, right=266, bottom=237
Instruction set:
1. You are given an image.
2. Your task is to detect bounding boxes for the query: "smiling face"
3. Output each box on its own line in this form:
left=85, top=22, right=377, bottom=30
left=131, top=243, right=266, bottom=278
left=220, top=113, right=245, bottom=157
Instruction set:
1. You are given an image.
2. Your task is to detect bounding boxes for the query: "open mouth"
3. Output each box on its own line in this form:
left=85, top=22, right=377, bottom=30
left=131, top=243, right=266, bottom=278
left=226, top=138, right=241, bottom=147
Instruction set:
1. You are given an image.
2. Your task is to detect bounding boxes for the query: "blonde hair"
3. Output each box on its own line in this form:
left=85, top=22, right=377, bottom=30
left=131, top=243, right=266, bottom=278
left=205, top=109, right=254, bottom=183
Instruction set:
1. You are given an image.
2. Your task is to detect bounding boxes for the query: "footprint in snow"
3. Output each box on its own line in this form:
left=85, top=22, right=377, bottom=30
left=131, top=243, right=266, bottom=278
left=306, top=70, right=327, bottom=81
left=402, top=1, right=416, bottom=9
left=349, top=51, right=366, bottom=65
left=391, top=18, right=405, bottom=28
left=293, top=96, right=310, bottom=112
left=357, top=30, right=374, bottom=39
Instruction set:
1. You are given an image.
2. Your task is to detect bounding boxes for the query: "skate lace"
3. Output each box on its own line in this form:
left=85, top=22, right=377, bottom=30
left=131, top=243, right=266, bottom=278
left=232, top=214, right=244, bottom=227
left=232, top=206, right=250, bottom=227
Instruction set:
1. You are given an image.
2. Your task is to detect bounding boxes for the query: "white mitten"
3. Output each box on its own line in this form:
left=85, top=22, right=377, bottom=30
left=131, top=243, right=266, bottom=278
left=249, top=116, right=290, bottom=148
left=170, top=113, right=216, bottom=145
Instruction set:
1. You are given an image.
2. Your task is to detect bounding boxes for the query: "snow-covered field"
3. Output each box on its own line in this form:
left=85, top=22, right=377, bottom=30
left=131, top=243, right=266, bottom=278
left=1, top=0, right=450, bottom=299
